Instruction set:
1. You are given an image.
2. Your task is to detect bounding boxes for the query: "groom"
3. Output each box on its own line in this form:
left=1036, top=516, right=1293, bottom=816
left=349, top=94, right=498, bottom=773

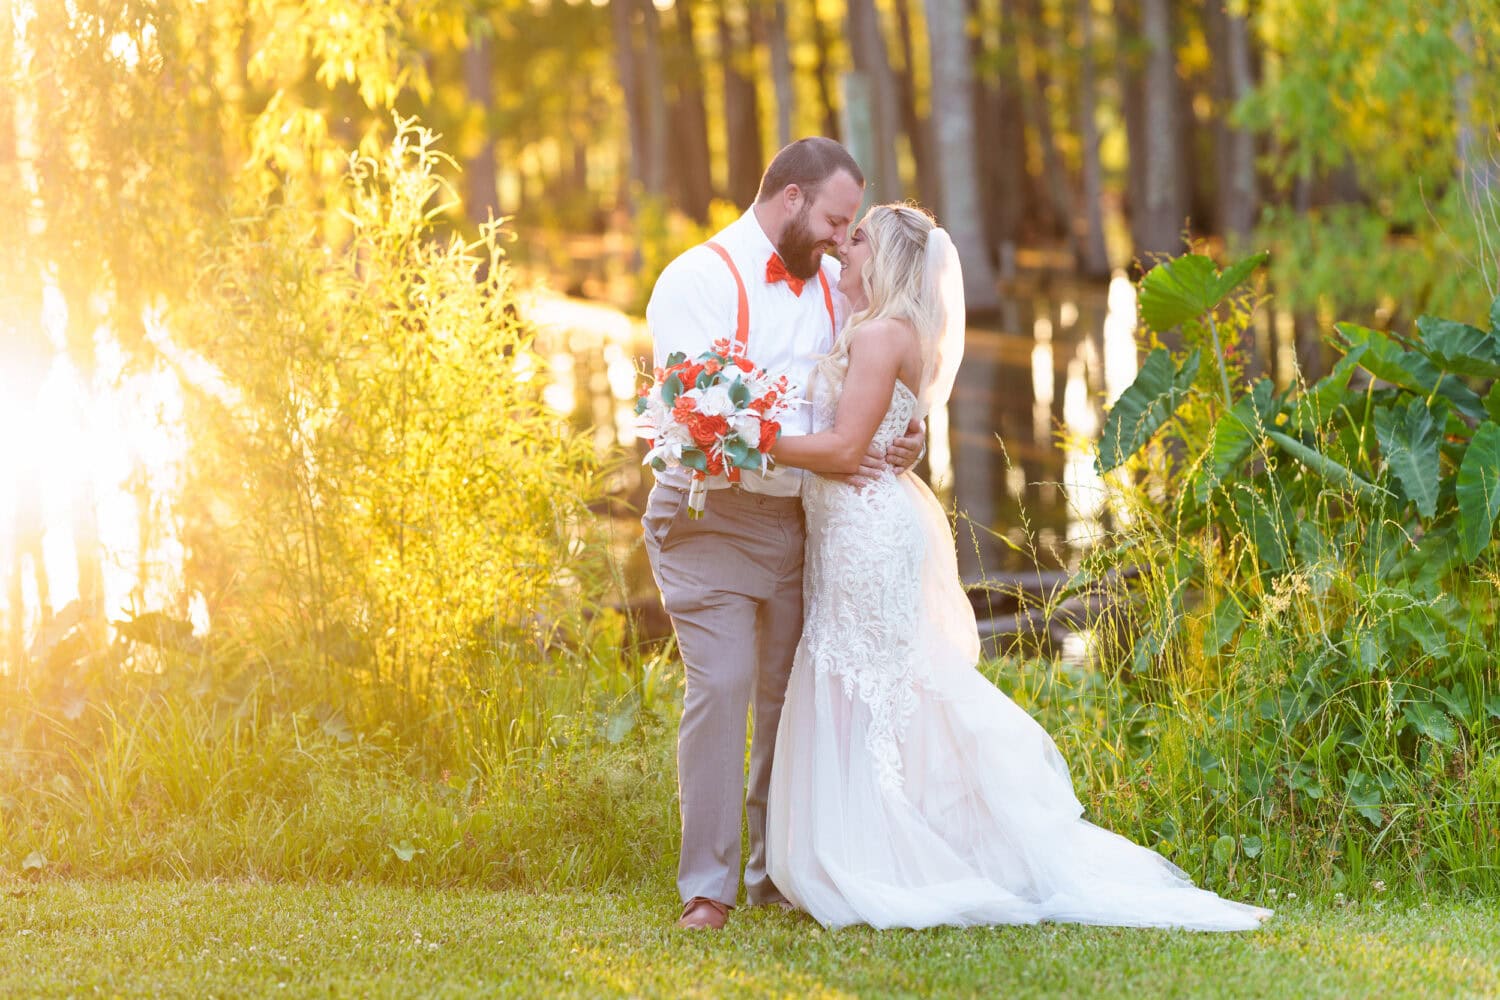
left=642, top=137, right=923, bottom=930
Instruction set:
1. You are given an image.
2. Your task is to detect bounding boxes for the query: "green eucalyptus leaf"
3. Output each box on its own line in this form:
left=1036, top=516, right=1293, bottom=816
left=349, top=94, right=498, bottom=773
left=1266, top=430, right=1385, bottom=500
left=1457, top=421, right=1500, bottom=562
left=661, top=373, right=683, bottom=407
left=728, top=377, right=750, bottom=408
left=1373, top=396, right=1440, bottom=519
left=1097, top=348, right=1201, bottom=473
left=679, top=448, right=708, bottom=473
left=664, top=351, right=687, bottom=367
left=1413, top=316, right=1500, bottom=378
left=723, top=437, right=752, bottom=468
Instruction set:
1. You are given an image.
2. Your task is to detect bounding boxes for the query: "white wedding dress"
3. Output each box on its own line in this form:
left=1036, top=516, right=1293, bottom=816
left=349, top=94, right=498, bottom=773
left=765, top=366, right=1271, bottom=931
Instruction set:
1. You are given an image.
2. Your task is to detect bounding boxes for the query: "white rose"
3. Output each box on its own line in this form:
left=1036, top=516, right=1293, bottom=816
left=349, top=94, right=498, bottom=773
left=729, top=410, right=761, bottom=442
left=696, top=383, right=736, bottom=418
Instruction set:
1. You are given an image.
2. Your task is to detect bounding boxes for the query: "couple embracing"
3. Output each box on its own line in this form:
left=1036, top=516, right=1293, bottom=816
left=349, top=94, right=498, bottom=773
left=642, top=138, right=1270, bottom=933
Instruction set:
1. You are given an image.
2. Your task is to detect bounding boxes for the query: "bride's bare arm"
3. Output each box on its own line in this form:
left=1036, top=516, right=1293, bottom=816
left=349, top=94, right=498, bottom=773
left=770, top=319, right=911, bottom=477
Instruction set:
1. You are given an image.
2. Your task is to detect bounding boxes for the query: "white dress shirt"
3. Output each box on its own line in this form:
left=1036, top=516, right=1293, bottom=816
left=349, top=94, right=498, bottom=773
left=645, top=208, right=847, bottom=497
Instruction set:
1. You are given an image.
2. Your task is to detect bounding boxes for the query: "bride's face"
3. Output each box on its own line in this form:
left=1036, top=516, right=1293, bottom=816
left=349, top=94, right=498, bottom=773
left=836, top=224, right=871, bottom=310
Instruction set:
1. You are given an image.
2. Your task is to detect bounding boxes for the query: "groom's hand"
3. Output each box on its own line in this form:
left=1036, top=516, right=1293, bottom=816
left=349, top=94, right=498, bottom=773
left=829, top=448, right=889, bottom=489
left=885, top=419, right=926, bottom=475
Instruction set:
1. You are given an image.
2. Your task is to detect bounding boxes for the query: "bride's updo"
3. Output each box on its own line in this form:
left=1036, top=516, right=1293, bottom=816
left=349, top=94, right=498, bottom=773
left=818, top=203, right=942, bottom=385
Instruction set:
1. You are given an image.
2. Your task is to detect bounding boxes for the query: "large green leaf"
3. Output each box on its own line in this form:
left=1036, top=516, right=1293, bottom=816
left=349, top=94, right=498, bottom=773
left=1403, top=701, right=1457, bottom=746
left=1290, top=344, right=1366, bottom=435
left=1373, top=396, right=1440, bottom=519
left=1193, top=379, right=1276, bottom=503
left=1412, top=316, right=1500, bottom=378
left=1457, top=421, right=1500, bottom=562
left=1139, top=255, right=1217, bottom=333
left=1201, top=594, right=1245, bottom=657
left=1138, top=252, right=1268, bottom=334
left=1214, top=251, right=1271, bottom=300
left=1232, top=485, right=1291, bottom=572
left=1335, top=322, right=1486, bottom=420
left=1096, top=348, right=1201, bottom=473
left=1266, top=430, right=1385, bottom=500
left=1490, top=294, right=1500, bottom=335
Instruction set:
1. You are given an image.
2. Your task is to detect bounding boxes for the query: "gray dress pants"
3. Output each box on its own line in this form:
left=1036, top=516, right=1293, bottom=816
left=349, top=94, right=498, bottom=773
left=642, top=482, right=805, bottom=907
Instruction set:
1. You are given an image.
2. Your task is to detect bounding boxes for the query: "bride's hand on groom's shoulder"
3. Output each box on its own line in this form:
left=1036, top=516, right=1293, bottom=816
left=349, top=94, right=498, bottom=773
left=885, top=419, right=925, bottom=475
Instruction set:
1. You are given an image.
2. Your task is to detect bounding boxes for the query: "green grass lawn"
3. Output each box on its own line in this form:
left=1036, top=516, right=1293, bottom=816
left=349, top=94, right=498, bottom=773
left=2, top=880, right=1496, bottom=998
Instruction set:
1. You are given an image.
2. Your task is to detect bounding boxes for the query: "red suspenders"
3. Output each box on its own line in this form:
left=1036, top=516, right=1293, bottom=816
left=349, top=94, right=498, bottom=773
left=703, top=240, right=838, bottom=348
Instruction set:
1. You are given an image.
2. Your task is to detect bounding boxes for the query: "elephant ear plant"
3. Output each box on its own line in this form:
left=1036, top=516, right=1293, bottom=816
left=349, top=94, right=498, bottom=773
left=1082, top=250, right=1500, bottom=893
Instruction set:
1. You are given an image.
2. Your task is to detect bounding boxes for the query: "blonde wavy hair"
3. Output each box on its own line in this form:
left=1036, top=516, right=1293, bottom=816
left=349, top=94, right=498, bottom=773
left=818, top=202, right=940, bottom=386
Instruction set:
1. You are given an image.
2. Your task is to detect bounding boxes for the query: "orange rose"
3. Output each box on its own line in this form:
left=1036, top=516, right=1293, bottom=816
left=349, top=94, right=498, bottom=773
left=759, top=419, right=780, bottom=453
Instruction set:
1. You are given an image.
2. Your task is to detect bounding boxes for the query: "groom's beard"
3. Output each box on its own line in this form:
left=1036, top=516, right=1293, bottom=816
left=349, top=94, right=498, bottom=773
left=777, top=207, right=832, bottom=281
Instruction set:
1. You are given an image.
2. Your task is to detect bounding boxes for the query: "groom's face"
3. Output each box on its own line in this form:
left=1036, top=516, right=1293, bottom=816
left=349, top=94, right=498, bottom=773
left=778, top=169, right=864, bottom=281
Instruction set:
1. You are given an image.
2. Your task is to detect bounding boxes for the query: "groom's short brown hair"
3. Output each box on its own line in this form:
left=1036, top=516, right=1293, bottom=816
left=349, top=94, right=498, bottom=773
left=756, top=138, right=864, bottom=204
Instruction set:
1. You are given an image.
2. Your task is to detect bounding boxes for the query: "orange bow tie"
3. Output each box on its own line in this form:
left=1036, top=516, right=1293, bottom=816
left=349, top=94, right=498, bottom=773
left=765, top=253, right=806, bottom=296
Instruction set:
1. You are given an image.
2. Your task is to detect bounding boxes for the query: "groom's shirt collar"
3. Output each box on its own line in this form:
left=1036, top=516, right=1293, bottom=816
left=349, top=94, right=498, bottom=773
left=644, top=208, right=846, bottom=497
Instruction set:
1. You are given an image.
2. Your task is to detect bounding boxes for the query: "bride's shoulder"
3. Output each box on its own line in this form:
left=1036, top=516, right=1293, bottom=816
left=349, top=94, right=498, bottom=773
left=847, top=316, right=918, bottom=352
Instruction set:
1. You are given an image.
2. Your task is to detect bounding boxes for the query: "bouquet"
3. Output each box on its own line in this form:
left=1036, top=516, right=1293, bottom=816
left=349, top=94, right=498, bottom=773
left=636, top=338, right=800, bottom=518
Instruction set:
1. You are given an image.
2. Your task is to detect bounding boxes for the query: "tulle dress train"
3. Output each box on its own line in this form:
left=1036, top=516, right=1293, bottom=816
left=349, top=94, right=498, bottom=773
left=766, top=377, right=1271, bottom=932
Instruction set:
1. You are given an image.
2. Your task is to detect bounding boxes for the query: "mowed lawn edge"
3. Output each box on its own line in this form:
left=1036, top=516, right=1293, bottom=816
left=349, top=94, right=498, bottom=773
left=2, top=880, right=1498, bottom=998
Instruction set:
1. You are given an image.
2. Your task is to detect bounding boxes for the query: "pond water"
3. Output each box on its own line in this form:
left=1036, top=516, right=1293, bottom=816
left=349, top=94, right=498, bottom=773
left=0, top=273, right=1140, bottom=661
left=525, top=273, right=1141, bottom=589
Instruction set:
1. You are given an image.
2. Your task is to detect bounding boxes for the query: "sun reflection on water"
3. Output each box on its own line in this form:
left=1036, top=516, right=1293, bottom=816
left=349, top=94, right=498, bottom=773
left=1, top=285, right=195, bottom=661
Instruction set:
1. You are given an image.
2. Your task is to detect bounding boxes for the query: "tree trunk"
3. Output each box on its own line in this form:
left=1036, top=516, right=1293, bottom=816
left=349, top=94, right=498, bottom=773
left=847, top=0, right=903, bottom=203
left=668, top=0, right=715, bottom=220
left=720, top=1, right=765, bottom=206
left=766, top=0, right=795, bottom=150
left=924, top=0, right=1001, bottom=313
left=610, top=0, right=647, bottom=194
left=1135, top=0, right=1186, bottom=261
left=0, top=0, right=51, bottom=677
left=1075, top=0, right=1111, bottom=276
left=639, top=0, right=669, bottom=197
left=1018, top=0, right=1075, bottom=246
left=463, top=30, right=500, bottom=227
left=1217, top=1, right=1259, bottom=244
left=1116, top=0, right=1148, bottom=266
left=992, top=0, right=1030, bottom=266
left=808, top=0, right=842, bottom=141
left=893, top=0, right=939, bottom=210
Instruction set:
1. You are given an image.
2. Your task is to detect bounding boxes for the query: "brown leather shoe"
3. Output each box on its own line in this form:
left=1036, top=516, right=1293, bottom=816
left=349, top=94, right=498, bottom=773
left=677, top=896, right=730, bottom=930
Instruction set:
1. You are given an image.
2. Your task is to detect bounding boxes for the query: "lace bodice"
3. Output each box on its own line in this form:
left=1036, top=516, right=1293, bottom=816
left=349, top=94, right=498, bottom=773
left=799, top=368, right=923, bottom=791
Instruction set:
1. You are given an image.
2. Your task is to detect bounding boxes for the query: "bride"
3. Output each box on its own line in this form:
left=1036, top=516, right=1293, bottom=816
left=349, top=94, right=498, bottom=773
left=764, top=203, right=1271, bottom=932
